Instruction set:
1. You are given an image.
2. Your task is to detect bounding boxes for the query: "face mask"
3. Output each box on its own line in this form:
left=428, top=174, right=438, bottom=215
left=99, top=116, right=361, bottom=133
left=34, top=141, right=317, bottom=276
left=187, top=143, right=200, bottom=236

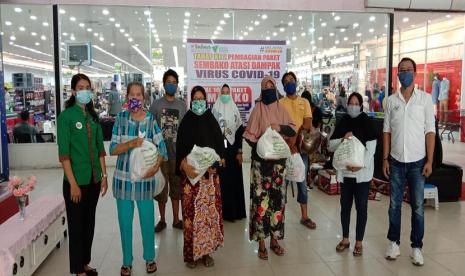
left=284, top=82, right=297, bottom=95
left=220, top=94, right=231, bottom=104
left=261, top=88, right=278, bottom=105
left=76, top=90, right=93, bottom=105
left=192, top=99, right=207, bottom=116
left=128, top=98, right=143, bottom=112
left=398, top=71, right=414, bottom=87
left=347, top=105, right=361, bottom=118
left=165, top=83, right=177, bottom=96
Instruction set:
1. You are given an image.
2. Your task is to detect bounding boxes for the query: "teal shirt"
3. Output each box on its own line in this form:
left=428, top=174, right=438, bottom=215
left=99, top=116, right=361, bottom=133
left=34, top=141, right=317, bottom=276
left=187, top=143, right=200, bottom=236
left=57, top=104, right=106, bottom=185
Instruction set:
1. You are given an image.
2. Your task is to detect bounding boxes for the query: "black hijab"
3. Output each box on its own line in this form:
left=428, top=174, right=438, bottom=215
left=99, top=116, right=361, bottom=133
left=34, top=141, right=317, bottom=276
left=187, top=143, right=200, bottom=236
left=175, top=86, right=226, bottom=175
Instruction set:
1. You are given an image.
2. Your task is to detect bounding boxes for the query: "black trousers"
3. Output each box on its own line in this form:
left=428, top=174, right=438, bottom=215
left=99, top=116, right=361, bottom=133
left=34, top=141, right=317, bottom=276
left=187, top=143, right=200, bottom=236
left=63, top=180, right=101, bottom=274
left=340, top=177, right=370, bottom=241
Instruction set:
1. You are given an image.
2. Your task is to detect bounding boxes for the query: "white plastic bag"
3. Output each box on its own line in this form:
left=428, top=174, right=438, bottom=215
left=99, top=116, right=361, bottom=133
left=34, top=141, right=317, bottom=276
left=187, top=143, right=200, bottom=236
left=285, top=153, right=306, bottom=182
left=153, top=170, right=165, bottom=197
left=257, top=127, right=291, bottom=160
left=129, top=133, right=159, bottom=181
left=332, top=136, right=365, bottom=171
left=186, top=145, right=221, bottom=185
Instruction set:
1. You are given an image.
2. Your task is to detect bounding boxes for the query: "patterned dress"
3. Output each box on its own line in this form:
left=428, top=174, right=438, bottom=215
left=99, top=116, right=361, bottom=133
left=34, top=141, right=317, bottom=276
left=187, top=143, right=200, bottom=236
left=249, top=160, right=287, bottom=241
left=182, top=174, right=224, bottom=262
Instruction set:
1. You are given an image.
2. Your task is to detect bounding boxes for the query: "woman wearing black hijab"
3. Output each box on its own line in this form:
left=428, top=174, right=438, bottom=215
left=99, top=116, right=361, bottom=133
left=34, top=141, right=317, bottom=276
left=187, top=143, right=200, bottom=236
left=328, top=92, right=377, bottom=257
left=176, top=86, right=226, bottom=269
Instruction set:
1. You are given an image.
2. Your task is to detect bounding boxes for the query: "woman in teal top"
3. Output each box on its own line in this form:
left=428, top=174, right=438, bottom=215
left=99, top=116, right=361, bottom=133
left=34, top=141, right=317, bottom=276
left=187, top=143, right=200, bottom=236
left=109, top=82, right=167, bottom=276
left=57, top=73, right=108, bottom=276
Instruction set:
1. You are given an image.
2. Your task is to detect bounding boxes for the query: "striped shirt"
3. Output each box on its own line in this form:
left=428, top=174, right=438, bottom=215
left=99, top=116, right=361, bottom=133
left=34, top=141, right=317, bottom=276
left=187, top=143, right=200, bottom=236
left=110, top=111, right=168, bottom=200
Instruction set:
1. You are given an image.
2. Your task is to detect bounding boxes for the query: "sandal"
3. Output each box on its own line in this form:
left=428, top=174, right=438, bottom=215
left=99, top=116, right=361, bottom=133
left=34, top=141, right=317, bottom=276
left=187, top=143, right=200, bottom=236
left=353, top=244, right=363, bottom=256
left=300, top=218, right=317, bottom=229
left=85, top=267, right=98, bottom=276
left=270, top=243, right=285, bottom=256
left=120, top=266, right=132, bottom=276
left=258, top=247, right=268, bottom=260
left=173, top=220, right=184, bottom=230
left=186, top=261, right=197, bottom=269
left=336, top=241, right=350, bottom=252
left=154, top=221, right=167, bottom=233
left=202, top=255, right=215, bottom=267
left=146, top=261, right=157, bottom=274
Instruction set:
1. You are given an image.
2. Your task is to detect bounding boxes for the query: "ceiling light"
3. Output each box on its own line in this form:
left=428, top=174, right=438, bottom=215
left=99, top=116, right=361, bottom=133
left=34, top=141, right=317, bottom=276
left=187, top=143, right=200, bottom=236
left=369, top=28, right=374, bottom=33
left=10, top=36, right=16, bottom=41
left=19, top=26, right=26, bottom=31
left=402, top=17, right=409, bottom=23
left=99, top=37, right=104, bottom=41
left=184, top=25, right=188, bottom=29
left=114, top=23, right=120, bottom=28
left=369, top=16, right=376, bottom=21
left=214, top=30, right=219, bottom=35
left=159, top=43, right=163, bottom=47
left=292, top=36, right=297, bottom=41
left=334, top=15, right=341, bottom=21
left=31, top=32, right=37, bottom=36
left=280, top=27, right=285, bottom=32
left=254, top=20, right=260, bottom=26
left=9, top=42, right=13, bottom=45
left=149, top=24, right=155, bottom=28
left=356, top=32, right=362, bottom=37
left=298, top=15, right=303, bottom=20
left=261, top=14, right=268, bottom=20
left=185, top=11, right=191, bottom=17
left=79, top=23, right=85, bottom=27
left=110, top=43, right=115, bottom=46
left=288, top=21, right=294, bottom=26
left=155, top=38, right=160, bottom=42
left=344, top=37, right=348, bottom=41
left=14, top=7, right=22, bottom=13
left=266, top=36, right=270, bottom=40
left=35, top=42, right=40, bottom=46
left=147, top=18, right=153, bottom=23
left=128, top=37, right=133, bottom=42
left=70, top=16, right=76, bottom=21
left=41, top=35, right=46, bottom=40
left=109, top=17, right=115, bottom=22
left=42, top=22, right=49, bottom=27
left=59, top=9, right=66, bottom=14
left=70, top=36, right=76, bottom=41
left=329, top=32, right=334, bottom=36
left=353, top=22, right=359, bottom=28
left=224, top=13, right=230, bottom=18
left=311, top=40, right=315, bottom=44
left=182, top=44, right=186, bottom=48
left=30, top=15, right=37, bottom=20
left=248, top=26, right=254, bottom=31
left=446, top=14, right=451, bottom=18
left=220, top=20, right=226, bottom=25
left=102, top=9, right=110, bottom=15
left=217, top=26, right=223, bottom=31
left=87, top=28, right=92, bottom=32
left=272, top=32, right=277, bottom=36
left=120, top=29, right=125, bottom=33
left=184, top=19, right=189, bottom=24
left=124, top=33, right=129, bottom=37
left=5, top=21, right=12, bottom=26
left=144, top=10, right=151, bottom=15
left=244, top=31, right=248, bottom=36
left=301, top=32, right=306, bottom=37
left=62, top=32, right=68, bottom=36
left=94, top=32, right=99, bottom=36
left=385, top=24, right=388, bottom=28
left=286, top=40, right=290, bottom=45
left=239, top=36, right=243, bottom=40
left=340, top=28, right=345, bottom=32
left=93, top=45, right=148, bottom=74
left=321, top=22, right=327, bottom=27
left=309, top=27, right=315, bottom=33
left=318, top=36, right=323, bottom=40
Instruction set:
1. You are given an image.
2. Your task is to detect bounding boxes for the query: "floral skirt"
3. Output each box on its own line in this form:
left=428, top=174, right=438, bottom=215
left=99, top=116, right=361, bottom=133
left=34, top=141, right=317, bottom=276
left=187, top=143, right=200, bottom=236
left=249, top=160, right=286, bottom=241
left=182, top=174, right=224, bottom=262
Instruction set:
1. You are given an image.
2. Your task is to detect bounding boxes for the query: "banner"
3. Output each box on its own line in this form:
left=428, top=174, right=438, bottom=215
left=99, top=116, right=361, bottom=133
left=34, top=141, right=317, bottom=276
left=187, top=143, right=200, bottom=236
left=186, top=39, right=287, bottom=123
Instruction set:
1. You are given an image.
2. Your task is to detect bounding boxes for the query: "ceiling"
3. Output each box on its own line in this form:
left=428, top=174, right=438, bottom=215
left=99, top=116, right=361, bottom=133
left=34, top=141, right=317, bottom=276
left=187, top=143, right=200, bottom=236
left=0, top=4, right=462, bottom=79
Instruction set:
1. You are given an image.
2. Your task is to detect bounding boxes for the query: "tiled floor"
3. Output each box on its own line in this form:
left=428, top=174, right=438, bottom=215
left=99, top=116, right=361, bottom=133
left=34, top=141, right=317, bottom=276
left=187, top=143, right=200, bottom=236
left=9, top=139, right=465, bottom=276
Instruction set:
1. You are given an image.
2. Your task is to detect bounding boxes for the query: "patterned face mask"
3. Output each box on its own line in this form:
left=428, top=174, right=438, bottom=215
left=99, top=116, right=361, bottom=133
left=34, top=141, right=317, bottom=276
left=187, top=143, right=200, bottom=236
left=192, top=99, right=207, bottom=116
left=128, top=98, right=143, bottom=112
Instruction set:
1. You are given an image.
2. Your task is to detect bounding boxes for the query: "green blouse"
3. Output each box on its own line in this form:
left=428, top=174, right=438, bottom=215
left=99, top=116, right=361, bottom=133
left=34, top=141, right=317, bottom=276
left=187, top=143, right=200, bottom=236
left=57, top=104, right=106, bottom=185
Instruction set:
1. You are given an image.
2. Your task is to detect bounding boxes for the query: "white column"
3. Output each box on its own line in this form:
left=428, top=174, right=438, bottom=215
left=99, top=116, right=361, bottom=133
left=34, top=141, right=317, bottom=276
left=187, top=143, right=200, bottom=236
left=460, top=15, right=465, bottom=142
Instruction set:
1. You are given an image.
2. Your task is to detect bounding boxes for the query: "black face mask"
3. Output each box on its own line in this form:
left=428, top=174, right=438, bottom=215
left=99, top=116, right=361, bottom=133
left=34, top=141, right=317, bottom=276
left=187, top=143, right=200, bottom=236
left=261, top=88, right=278, bottom=105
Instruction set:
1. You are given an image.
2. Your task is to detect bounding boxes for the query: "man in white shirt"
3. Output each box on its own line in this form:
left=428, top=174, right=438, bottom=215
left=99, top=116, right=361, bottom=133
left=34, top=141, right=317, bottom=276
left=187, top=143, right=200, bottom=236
left=383, top=57, right=435, bottom=266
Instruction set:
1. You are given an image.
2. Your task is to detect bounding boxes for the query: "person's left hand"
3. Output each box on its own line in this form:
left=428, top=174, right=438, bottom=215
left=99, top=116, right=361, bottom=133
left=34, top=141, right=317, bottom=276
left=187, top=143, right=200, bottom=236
left=236, top=154, right=243, bottom=164
left=346, top=166, right=362, bottom=172
left=144, top=163, right=160, bottom=179
left=101, top=177, right=108, bottom=197
left=422, top=161, right=433, bottom=177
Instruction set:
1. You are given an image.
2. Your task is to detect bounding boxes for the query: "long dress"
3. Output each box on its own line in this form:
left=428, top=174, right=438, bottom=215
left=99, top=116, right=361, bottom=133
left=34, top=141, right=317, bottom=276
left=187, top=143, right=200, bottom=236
left=219, top=126, right=246, bottom=222
left=176, top=109, right=226, bottom=263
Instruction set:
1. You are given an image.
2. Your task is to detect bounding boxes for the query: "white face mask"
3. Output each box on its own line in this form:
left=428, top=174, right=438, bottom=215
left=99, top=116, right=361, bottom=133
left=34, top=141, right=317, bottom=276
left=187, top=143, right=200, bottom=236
left=347, top=105, right=361, bottom=118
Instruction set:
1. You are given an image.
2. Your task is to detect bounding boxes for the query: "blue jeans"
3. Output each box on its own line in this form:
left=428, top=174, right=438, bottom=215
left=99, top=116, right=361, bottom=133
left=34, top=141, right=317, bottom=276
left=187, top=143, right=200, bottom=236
left=387, top=157, right=425, bottom=248
left=296, top=153, right=309, bottom=204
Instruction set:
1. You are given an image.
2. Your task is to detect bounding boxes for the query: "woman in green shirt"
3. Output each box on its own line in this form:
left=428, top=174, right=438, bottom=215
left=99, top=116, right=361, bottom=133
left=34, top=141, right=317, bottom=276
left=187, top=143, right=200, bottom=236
left=57, top=73, right=108, bottom=276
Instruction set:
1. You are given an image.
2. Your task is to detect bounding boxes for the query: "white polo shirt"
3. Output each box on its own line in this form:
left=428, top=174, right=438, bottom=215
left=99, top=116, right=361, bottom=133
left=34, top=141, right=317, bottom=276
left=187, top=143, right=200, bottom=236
left=383, top=88, right=435, bottom=163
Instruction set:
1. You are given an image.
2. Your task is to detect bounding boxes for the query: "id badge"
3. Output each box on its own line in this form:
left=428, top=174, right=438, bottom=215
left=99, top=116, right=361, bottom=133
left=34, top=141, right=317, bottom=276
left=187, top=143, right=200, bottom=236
left=224, top=138, right=228, bottom=149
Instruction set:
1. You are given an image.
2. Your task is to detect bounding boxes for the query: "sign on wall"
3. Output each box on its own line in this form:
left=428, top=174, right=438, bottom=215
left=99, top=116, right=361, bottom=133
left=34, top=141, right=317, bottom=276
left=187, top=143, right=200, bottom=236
left=186, top=39, right=287, bottom=123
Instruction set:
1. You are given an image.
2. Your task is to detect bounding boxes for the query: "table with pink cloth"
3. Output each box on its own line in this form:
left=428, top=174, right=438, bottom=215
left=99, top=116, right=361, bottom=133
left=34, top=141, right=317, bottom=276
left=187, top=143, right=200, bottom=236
left=0, top=195, right=65, bottom=276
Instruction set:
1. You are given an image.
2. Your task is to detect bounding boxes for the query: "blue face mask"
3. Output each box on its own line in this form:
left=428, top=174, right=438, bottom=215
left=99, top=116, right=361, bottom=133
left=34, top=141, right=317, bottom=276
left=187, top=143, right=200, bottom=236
left=76, top=89, right=93, bottom=105
left=284, top=82, right=297, bottom=95
left=261, top=88, right=278, bottom=105
left=164, top=83, right=177, bottom=96
left=347, top=105, right=361, bottom=118
left=398, top=71, right=414, bottom=88
left=192, top=100, right=207, bottom=116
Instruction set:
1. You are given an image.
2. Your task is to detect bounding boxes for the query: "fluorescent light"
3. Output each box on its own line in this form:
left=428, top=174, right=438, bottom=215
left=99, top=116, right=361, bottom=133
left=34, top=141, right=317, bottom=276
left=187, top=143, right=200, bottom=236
left=298, top=15, right=303, bottom=20
left=385, top=24, right=388, bottom=28
left=244, top=32, right=248, bottom=36
left=403, top=17, right=409, bottom=23
left=266, top=36, right=270, bottom=40
left=155, top=38, right=160, bottom=42
left=115, top=23, right=121, bottom=28
left=220, top=20, right=226, bottom=25
left=120, top=29, right=125, bottom=33
left=356, top=32, right=362, bottom=37
left=301, top=32, right=306, bottom=37
left=343, top=37, right=348, bottom=41
left=128, top=37, right=133, bottom=42
left=93, top=45, right=148, bottom=74
left=12, top=43, right=52, bottom=57
left=353, top=22, right=359, bottom=28
left=182, top=44, right=186, bottom=48
left=102, top=9, right=110, bottom=15
left=248, top=26, right=253, bottom=31
left=43, top=22, right=49, bottom=27
left=93, top=59, right=114, bottom=69
left=254, top=21, right=260, bottom=26
left=5, top=21, right=12, bottom=26
left=217, top=26, right=223, bottom=31
left=183, top=25, right=188, bottom=29
left=14, top=7, right=22, bottom=13
left=35, top=42, right=40, bottom=46
left=59, top=9, right=66, bottom=14
left=62, top=32, right=68, bottom=36
left=131, top=44, right=151, bottom=66
left=311, top=40, right=315, bottom=44
left=288, top=21, right=294, bottom=26
left=30, top=15, right=37, bottom=20
left=19, top=26, right=26, bottom=31
left=41, top=35, right=46, bottom=40
left=31, top=32, right=37, bottom=36
left=318, top=36, right=323, bottom=40
left=262, top=14, right=268, bottom=20
left=340, top=28, right=345, bottom=32
left=224, top=13, right=231, bottom=18
left=214, top=31, right=219, bottom=35
left=334, top=15, right=341, bottom=21
left=70, top=16, right=76, bottom=21
left=173, top=46, right=179, bottom=68
left=70, top=36, right=76, bottom=41
left=292, top=36, right=297, bottom=41
left=329, top=32, right=334, bottom=36
left=94, top=32, right=99, bottom=36
left=109, top=17, right=115, bottom=22
left=87, top=28, right=92, bottom=32
left=99, top=37, right=104, bottom=41
left=144, top=10, right=151, bottom=15
left=239, top=36, right=243, bottom=40
left=369, top=16, right=376, bottom=21
left=159, top=43, right=163, bottom=47
left=10, top=36, right=16, bottom=41
left=280, top=27, right=285, bottom=32
left=321, top=22, right=327, bottom=27
left=185, top=11, right=191, bottom=17
left=79, top=23, right=85, bottom=27
left=110, top=43, right=115, bottom=47
left=369, top=28, right=374, bottom=33
left=147, top=18, right=153, bottom=22
left=124, top=33, right=129, bottom=37
left=272, top=32, right=277, bottom=36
